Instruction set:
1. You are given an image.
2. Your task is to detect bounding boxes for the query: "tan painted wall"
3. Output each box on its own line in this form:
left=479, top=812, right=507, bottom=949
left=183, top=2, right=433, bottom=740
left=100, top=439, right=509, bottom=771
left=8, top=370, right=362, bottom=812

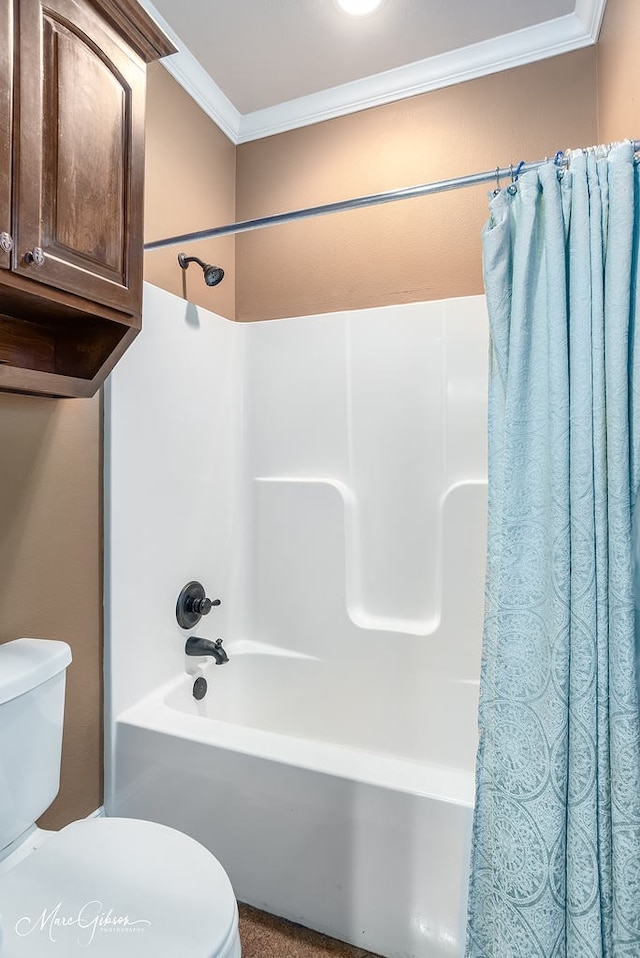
left=144, top=64, right=236, bottom=319
left=596, top=0, right=640, bottom=144
left=236, top=48, right=597, bottom=321
left=0, top=394, right=102, bottom=829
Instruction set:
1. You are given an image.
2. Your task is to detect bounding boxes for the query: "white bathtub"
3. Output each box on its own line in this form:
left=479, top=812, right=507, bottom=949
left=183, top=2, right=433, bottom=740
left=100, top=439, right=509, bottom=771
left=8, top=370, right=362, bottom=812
left=113, top=647, right=477, bottom=958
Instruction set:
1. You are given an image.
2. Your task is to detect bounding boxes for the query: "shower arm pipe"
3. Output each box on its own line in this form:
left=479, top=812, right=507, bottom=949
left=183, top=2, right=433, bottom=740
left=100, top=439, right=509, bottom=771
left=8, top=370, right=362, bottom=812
left=144, top=139, right=640, bottom=252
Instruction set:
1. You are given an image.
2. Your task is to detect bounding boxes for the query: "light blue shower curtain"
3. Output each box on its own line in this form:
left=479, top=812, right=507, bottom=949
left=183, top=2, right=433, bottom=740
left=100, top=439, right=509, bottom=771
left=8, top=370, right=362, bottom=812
left=466, top=141, right=640, bottom=957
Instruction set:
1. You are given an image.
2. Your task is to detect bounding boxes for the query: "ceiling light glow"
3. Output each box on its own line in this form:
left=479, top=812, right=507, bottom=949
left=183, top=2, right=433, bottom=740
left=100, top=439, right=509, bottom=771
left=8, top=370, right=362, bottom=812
left=335, top=0, right=387, bottom=17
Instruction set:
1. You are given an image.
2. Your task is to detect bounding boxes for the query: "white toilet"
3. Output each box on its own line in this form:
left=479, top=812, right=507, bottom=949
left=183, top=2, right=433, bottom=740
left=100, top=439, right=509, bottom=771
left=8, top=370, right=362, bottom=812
left=0, top=638, right=242, bottom=957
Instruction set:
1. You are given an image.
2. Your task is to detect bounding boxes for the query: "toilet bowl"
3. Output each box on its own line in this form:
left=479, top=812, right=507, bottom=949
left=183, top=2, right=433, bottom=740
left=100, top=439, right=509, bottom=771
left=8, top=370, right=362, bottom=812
left=0, top=818, right=241, bottom=957
left=0, top=638, right=241, bottom=957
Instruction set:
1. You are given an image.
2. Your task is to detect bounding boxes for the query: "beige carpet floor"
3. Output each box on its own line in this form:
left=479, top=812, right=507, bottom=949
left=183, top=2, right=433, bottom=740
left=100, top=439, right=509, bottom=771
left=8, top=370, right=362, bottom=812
left=238, top=903, right=382, bottom=958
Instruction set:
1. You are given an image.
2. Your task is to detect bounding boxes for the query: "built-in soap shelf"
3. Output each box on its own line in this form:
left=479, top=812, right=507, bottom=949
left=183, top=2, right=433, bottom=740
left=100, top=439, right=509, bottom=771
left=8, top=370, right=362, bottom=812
left=252, top=476, right=487, bottom=638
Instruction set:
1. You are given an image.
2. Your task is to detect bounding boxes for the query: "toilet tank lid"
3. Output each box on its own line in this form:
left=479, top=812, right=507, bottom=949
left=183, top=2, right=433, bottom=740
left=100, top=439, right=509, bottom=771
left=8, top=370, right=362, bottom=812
left=0, top=639, right=72, bottom=705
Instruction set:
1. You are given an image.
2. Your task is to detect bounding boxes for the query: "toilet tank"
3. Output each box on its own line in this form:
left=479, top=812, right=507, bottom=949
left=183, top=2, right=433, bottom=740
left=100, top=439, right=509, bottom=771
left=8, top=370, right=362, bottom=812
left=0, top=639, right=72, bottom=852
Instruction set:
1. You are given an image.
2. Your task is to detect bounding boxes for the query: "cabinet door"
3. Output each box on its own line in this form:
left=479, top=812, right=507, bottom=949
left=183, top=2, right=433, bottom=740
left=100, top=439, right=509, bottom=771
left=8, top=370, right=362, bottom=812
left=14, top=0, right=145, bottom=314
left=0, top=0, right=12, bottom=271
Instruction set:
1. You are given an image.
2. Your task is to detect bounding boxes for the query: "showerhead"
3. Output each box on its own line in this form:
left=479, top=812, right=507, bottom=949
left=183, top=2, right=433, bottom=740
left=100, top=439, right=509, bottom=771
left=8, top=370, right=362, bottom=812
left=178, top=252, right=225, bottom=288
left=203, top=264, right=225, bottom=287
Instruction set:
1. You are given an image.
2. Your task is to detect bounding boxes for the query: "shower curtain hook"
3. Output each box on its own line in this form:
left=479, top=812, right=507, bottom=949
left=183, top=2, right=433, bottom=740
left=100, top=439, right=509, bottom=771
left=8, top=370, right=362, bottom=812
left=493, top=166, right=502, bottom=195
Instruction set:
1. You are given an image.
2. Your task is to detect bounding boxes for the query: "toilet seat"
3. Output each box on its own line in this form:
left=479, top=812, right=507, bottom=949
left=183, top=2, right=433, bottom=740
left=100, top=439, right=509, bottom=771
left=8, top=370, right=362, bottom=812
left=0, top=817, right=241, bottom=957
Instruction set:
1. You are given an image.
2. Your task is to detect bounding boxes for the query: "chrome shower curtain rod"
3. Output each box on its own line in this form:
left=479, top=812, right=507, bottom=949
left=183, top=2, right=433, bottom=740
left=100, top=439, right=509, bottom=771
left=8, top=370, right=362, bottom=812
left=144, top=139, right=640, bottom=252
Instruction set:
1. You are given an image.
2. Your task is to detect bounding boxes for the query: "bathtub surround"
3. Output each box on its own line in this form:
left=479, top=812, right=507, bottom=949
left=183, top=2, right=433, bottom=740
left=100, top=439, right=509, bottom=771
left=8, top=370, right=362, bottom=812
left=105, top=283, right=488, bottom=958
left=466, top=144, right=640, bottom=954
left=104, top=286, right=238, bottom=723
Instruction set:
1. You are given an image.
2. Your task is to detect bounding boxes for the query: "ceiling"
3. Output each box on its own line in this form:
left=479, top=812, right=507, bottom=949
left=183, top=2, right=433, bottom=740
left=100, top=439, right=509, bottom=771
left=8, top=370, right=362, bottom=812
left=138, top=0, right=607, bottom=144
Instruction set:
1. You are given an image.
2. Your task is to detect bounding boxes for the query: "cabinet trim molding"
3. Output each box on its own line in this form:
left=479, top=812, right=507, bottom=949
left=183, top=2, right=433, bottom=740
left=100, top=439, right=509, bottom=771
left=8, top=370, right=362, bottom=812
left=90, top=0, right=176, bottom=62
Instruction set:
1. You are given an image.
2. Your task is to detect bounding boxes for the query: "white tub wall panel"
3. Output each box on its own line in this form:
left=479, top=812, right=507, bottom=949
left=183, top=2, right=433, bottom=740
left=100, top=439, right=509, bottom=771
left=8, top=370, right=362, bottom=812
left=346, top=301, right=445, bottom=631
left=244, top=300, right=450, bottom=635
left=239, top=313, right=350, bottom=647
left=243, top=313, right=350, bottom=481
left=105, top=284, right=239, bottom=720
left=223, top=324, right=255, bottom=644
left=247, top=474, right=484, bottom=671
left=114, top=720, right=471, bottom=958
left=243, top=476, right=480, bottom=768
left=246, top=478, right=351, bottom=652
left=444, top=296, right=489, bottom=489
left=438, top=481, right=487, bottom=683
left=243, top=297, right=487, bottom=646
left=248, top=474, right=426, bottom=655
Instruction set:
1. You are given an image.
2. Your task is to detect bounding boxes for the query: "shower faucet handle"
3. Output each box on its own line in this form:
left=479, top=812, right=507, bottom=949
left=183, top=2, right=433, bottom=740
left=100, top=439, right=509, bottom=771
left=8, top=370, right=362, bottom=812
left=191, top=595, right=221, bottom=616
left=176, top=581, right=221, bottom=630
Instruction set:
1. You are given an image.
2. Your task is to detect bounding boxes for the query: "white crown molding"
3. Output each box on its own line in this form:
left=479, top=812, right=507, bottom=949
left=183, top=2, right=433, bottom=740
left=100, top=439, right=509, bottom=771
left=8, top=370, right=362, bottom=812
left=135, top=0, right=242, bottom=142
left=237, top=13, right=593, bottom=142
left=138, top=3, right=600, bottom=145
left=163, top=52, right=241, bottom=144
left=574, top=0, right=608, bottom=40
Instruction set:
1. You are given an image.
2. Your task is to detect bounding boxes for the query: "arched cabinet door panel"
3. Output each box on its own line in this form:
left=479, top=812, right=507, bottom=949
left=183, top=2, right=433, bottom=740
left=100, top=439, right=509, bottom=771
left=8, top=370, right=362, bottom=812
left=14, top=0, right=145, bottom=315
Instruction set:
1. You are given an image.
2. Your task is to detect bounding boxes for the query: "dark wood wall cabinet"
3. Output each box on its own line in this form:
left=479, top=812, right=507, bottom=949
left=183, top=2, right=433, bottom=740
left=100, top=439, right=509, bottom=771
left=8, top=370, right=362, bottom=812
left=0, top=0, right=174, bottom=397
